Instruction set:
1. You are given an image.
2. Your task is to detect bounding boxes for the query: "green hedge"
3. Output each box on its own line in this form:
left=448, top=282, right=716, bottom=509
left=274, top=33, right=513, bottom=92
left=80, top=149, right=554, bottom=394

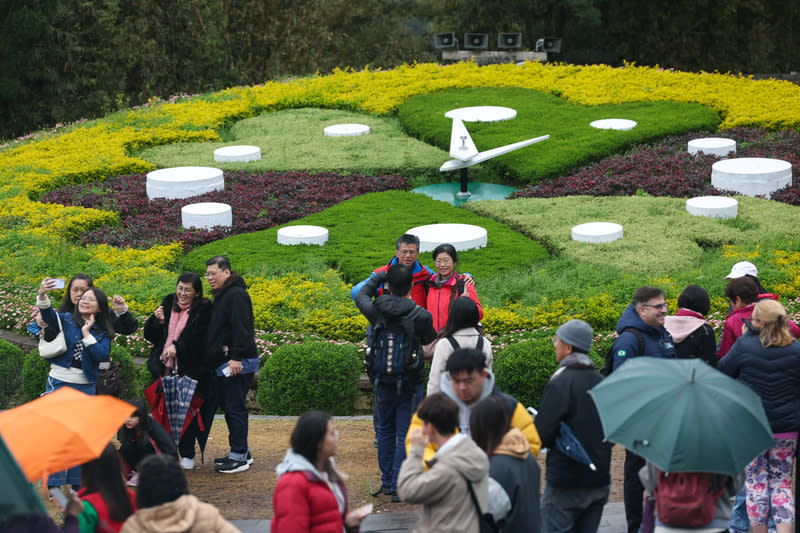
left=0, top=341, right=25, bottom=408
left=398, top=87, right=720, bottom=185
left=21, top=350, right=50, bottom=403
left=181, top=190, right=550, bottom=285
left=257, top=341, right=362, bottom=415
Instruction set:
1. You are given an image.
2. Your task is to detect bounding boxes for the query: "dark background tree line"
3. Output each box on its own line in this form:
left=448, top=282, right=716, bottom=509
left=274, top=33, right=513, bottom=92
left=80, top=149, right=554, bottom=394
left=2, top=0, right=798, bottom=140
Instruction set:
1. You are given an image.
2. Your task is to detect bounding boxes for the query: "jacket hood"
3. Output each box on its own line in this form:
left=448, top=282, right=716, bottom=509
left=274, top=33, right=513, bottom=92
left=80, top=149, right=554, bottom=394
left=440, top=369, right=496, bottom=435
left=616, top=302, right=663, bottom=337
left=493, top=427, right=529, bottom=460
left=373, top=294, right=418, bottom=318
left=430, top=433, right=488, bottom=483
left=275, top=448, right=347, bottom=482
left=127, top=494, right=202, bottom=532
left=212, top=271, right=246, bottom=297
left=664, top=314, right=706, bottom=343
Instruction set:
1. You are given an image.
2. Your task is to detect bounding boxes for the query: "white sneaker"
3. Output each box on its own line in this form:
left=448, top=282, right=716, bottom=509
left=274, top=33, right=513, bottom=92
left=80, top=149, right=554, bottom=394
left=180, top=457, right=195, bottom=470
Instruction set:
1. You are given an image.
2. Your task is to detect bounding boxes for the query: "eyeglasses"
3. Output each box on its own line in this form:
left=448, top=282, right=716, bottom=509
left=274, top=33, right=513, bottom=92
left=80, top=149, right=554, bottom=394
left=434, top=258, right=453, bottom=265
left=641, top=303, right=669, bottom=311
left=397, top=249, right=418, bottom=256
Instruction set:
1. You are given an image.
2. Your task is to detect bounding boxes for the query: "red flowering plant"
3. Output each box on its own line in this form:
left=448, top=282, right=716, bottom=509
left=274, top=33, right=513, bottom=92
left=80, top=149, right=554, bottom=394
left=41, top=170, right=409, bottom=250
left=513, top=128, right=800, bottom=201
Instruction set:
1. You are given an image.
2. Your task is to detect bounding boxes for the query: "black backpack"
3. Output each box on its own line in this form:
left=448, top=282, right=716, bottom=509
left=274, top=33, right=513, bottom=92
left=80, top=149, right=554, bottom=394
left=367, top=307, right=426, bottom=392
left=600, top=327, right=645, bottom=377
left=446, top=335, right=485, bottom=353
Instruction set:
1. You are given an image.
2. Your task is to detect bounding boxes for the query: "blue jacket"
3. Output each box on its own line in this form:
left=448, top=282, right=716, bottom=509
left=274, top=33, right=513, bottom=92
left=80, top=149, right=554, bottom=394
left=39, top=306, right=111, bottom=383
left=612, top=303, right=676, bottom=370
left=350, top=257, right=434, bottom=308
left=717, top=330, right=800, bottom=433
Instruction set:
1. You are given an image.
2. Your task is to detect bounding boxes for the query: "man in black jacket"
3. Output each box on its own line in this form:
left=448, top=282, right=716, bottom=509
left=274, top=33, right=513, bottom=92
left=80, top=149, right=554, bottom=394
left=355, top=264, right=436, bottom=502
left=205, top=255, right=259, bottom=474
left=535, top=319, right=612, bottom=533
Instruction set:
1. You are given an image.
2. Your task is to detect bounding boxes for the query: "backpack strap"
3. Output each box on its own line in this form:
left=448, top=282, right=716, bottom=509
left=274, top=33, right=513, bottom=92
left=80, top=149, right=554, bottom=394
left=446, top=336, right=460, bottom=350
left=461, top=474, right=499, bottom=533
left=621, top=327, right=646, bottom=355
left=476, top=335, right=484, bottom=352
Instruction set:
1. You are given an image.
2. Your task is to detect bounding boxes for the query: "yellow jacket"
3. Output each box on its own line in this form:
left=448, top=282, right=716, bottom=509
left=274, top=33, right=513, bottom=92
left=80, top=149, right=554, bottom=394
left=405, top=374, right=541, bottom=464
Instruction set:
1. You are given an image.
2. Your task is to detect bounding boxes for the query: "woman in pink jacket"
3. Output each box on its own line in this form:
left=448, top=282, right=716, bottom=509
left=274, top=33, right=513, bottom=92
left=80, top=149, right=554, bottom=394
left=425, top=244, right=482, bottom=332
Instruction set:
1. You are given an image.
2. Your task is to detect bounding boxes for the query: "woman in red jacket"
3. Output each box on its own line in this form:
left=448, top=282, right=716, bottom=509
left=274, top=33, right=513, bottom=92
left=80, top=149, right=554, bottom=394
left=425, top=244, right=482, bottom=332
left=272, top=411, right=370, bottom=533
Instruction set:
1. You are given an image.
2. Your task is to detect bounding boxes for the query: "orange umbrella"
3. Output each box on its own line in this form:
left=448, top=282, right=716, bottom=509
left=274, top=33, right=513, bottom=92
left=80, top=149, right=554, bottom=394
left=0, top=387, right=135, bottom=482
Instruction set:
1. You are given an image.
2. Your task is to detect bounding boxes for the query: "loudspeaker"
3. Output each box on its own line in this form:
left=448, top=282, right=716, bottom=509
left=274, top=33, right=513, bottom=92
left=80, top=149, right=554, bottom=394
left=497, top=33, right=522, bottom=49
left=542, top=37, right=562, bottom=53
left=434, top=32, right=457, bottom=49
left=463, top=33, right=489, bottom=50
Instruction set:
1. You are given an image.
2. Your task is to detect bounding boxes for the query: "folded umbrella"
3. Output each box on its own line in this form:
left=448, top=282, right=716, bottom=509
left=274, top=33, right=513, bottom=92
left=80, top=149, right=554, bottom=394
left=589, top=357, right=773, bottom=476
left=556, top=421, right=597, bottom=471
left=0, top=387, right=135, bottom=483
left=161, top=374, right=199, bottom=445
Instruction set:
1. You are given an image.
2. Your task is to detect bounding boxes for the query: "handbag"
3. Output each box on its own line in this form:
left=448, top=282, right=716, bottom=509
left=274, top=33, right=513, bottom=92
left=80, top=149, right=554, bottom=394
left=38, top=312, right=67, bottom=359
left=462, top=474, right=499, bottom=533
left=96, top=359, right=124, bottom=397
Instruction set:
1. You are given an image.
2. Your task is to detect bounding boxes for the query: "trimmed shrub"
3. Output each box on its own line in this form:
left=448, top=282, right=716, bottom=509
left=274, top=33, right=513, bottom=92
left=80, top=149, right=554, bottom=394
left=21, top=350, right=50, bottom=403
left=493, top=337, right=559, bottom=410
left=257, top=341, right=362, bottom=415
left=0, top=340, right=25, bottom=408
left=109, top=345, right=141, bottom=400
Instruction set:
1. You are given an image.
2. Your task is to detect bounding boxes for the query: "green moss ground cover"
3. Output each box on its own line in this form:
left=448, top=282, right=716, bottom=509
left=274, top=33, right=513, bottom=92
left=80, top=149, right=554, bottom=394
left=180, top=190, right=550, bottom=283
left=398, top=87, right=721, bottom=184
left=138, top=108, right=447, bottom=180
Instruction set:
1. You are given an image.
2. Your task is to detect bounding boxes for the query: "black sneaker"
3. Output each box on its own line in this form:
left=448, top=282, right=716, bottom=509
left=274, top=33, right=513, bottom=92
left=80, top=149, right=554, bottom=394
left=215, top=457, right=249, bottom=474
left=370, top=483, right=392, bottom=496
left=214, top=451, right=253, bottom=466
left=391, top=492, right=401, bottom=503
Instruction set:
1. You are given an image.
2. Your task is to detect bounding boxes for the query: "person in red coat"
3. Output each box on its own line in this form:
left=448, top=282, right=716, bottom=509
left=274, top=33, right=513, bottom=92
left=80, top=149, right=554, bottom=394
left=272, top=412, right=370, bottom=533
left=425, top=243, right=482, bottom=332
left=77, top=442, right=137, bottom=533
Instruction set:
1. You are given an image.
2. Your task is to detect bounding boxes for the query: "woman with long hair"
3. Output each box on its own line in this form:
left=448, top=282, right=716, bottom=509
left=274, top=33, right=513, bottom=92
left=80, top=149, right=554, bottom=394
left=718, top=299, right=800, bottom=533
left=77, top=442, right=136, bottom=533
left=36, top=279, right=115, bottom=491
left=143, top=272, right=213, bottom=469
left=470, top=396, right=541, bottom=533
left=427, top=297, right=492, bottom=395
left=117, top=398, right=177, bottom=486
left=272, top=411, right=369, bottom=532
left=424, top=244, right=482, bottom=332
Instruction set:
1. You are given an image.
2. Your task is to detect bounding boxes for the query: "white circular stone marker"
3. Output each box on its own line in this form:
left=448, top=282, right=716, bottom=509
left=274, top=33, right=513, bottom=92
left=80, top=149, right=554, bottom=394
left=181, top=202, right=232, bottom=230
left=277, top=225, right=329, bottom=246
left=590, top=119, right=637, bottom=130
left=407, top=223, right=487, bottom=252
left=572, top=222, right=623, bottom=243
left=214, top=145, right=262, bottom=162
left=146, top=167, right=224, bottom=200
left=686, top=196, right=738, bottom=219
left=711, top=158, right=792, bottom=198
left=445, top=106, right=517, bottom=122
left=687, top=138, right=736, bottom=157
left=323, top=124, right=370, bottom=137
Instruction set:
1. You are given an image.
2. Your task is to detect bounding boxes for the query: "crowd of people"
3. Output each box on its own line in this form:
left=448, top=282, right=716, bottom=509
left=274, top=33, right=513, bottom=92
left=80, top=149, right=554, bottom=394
left=6, top=226, right=800, bottom=533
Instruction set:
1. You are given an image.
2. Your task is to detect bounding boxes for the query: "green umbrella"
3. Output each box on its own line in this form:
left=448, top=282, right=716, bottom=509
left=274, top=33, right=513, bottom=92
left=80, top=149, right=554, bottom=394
left=588, top=357, right=774, bottom=476
left=0, top=434, right=45, bottom=523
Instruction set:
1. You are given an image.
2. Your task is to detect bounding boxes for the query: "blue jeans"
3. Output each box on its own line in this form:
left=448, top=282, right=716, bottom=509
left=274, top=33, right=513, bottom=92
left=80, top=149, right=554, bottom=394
left=217, top=371, right=253, bottom=458
left=730, top=487, right=776, bottom=531
left=374, top=383, right=420, bottom=492
left=541, top=484, right=609, bottom=533
left=45, top=376, right=95, bottom=487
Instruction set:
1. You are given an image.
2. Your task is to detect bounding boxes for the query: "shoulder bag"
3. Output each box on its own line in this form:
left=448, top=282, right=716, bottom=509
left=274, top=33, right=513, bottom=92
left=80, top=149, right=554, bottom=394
left=39, top=312, right=67, bottom=359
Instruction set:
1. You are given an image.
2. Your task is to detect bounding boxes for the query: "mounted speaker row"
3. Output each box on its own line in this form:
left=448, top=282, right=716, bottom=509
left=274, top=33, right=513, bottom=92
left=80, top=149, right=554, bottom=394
left=434, top=32, right=525, bottom=50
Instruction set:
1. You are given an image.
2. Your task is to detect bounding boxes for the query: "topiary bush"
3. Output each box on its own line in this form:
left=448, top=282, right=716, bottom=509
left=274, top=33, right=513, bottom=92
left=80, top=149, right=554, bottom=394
left=257, top=341, right=363, bottom=415
left=0, top=340, right=25, bottom=408
left=21, top=350, right=50, bottom=403
left=109, top=344, right=141, bottom=400
left=493, top=336, right=559, bottom=410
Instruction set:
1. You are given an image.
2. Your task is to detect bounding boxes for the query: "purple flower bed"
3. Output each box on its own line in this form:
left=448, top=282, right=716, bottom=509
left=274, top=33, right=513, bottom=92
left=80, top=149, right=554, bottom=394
left=513, top=128, right=800, bottom=201
left=42, top=171, right=409, bottom=250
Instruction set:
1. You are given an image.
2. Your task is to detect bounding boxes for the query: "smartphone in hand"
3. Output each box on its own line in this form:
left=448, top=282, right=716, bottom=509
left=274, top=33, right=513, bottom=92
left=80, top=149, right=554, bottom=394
left=53, top=278, right=66, bottom=289
left=48, top=487, right=68, bottom=508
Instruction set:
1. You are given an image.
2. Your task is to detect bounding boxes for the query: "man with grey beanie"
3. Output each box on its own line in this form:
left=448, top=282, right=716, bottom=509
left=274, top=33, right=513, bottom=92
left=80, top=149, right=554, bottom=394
left=534, top=319, right=612, bottom=533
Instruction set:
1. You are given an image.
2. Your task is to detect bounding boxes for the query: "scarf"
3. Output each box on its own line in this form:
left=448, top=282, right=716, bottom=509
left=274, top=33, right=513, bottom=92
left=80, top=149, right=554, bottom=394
left=161, top=301, right=191, bottom=369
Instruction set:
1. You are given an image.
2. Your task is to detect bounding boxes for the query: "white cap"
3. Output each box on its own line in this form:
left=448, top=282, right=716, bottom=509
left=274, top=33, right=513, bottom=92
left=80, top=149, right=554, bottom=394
left=724, top=261, right=758, bottom=279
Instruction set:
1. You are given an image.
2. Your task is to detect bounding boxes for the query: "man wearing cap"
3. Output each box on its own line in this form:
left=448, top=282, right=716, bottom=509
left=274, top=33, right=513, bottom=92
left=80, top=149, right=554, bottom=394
left=535, top=319, right=612, bottom=533
left=609, top=286, right=676, bottom=533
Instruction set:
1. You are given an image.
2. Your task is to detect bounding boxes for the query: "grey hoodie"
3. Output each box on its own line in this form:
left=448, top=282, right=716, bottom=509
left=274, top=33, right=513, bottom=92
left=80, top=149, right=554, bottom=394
left=439, top=369, right=497, bottom=437
left=275, top=448, right=346, bottom=515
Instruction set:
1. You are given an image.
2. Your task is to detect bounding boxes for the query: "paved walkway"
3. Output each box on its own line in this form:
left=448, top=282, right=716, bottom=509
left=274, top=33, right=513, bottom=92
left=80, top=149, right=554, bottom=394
left=231, top=501, right=626, bottom=532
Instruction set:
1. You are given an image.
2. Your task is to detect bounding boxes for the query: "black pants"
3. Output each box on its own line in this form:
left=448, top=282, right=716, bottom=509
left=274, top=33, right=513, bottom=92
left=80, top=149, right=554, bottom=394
left=623, top=449, right=646, bottom=533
